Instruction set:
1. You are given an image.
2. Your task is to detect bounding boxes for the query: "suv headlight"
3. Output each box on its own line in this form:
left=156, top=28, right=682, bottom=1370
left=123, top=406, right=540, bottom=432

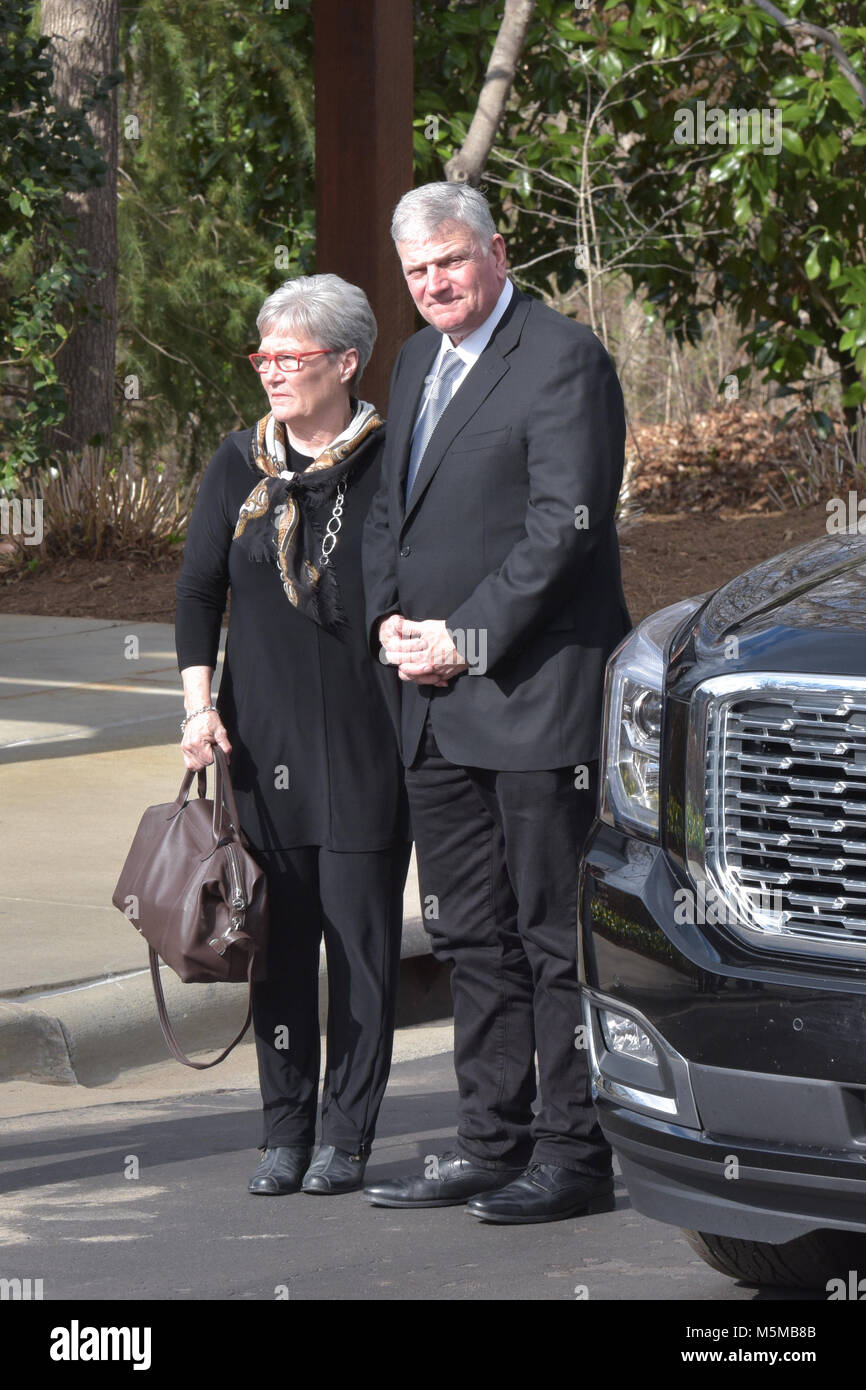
left=600, top=597, right=704, bottom=839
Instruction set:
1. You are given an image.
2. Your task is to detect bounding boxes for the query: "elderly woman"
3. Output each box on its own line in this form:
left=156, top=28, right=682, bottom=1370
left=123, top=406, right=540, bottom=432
left=175, top=274, right=410, bottom=1197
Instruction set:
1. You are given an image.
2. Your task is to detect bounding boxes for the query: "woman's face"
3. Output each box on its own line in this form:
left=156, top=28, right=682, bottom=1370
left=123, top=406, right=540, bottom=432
left=255, top=329, right=357, bottom=426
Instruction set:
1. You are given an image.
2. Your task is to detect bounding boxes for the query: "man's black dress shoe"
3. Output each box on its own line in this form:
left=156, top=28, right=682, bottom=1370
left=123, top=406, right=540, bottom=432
left=302, top=1145, right=368, bottom=1195
left=466, top=1164, right=615, bottom=1224
left=248, top=1144, right=313, bottom=1195
left=363, top=1152, right=524, bottom=1208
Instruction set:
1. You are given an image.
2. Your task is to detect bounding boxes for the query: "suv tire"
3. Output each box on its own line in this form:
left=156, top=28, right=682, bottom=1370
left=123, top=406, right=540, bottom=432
left=683, top=1228, right=866, bottom=1289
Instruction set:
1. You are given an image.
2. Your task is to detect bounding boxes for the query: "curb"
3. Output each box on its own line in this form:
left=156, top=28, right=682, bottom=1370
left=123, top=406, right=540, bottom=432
left=0, top=1002, right=77, bottom=1086
left=0, top=918, right=451, bottom=1087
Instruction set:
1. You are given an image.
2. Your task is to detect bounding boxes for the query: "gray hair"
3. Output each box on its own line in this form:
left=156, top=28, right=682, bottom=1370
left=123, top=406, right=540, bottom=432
left=256, top=273, right=377, bottom=388
left=390, top=183, right=497, bottom=252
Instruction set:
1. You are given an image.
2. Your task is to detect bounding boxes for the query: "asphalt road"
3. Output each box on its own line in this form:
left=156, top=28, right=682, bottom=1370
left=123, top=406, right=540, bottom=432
left=0, top=1051, right=816, bottom=1304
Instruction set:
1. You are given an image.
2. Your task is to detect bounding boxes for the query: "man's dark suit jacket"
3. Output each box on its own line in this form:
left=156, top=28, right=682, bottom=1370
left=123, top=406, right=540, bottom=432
left=362, top=286, right=631, bottom=772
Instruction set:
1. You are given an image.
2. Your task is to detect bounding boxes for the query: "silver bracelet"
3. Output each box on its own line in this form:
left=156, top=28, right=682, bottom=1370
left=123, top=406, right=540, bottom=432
left=181, top=704, right=217, bottom=733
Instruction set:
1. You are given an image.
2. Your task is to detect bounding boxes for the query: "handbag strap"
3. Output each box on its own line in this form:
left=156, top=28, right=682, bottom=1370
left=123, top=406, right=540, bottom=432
left=175, top=766, right=208, bottom=807
left=173, top=748, right=242, bottom=843
left=211, top=744, right=244, bottom=842
left=148, top=947, right=254, bottom=1070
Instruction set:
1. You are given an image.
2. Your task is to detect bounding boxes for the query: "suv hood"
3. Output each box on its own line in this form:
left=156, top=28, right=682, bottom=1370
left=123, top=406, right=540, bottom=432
left=701, top=528, right=866, bottom=632
left=667, top=532, right=866, bottom=683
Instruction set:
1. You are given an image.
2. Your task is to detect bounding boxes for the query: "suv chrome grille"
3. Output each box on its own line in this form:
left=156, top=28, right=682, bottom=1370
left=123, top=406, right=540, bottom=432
left=687, top=675, right=866, bottom=958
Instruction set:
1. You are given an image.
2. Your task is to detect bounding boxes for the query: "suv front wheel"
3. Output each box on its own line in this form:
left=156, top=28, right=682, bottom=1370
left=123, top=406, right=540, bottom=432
left=684, top=1228, right=866, bottom=1289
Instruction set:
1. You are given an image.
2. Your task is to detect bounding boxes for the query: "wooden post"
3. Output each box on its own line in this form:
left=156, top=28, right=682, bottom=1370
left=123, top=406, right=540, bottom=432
left=314, top=0, right=415, bottom=413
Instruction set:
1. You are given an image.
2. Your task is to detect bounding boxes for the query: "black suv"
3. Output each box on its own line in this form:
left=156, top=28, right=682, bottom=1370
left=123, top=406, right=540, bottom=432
left=579, top=530, right=866, bottom=1289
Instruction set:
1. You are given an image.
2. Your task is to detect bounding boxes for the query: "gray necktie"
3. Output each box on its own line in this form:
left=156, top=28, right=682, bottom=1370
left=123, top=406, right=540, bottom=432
left=405, top=350, right=464, bottom=501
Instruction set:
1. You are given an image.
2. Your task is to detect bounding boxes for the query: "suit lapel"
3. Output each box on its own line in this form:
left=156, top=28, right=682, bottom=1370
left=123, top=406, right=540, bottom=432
left=401, top=290, right=531, bottom=531
left=386, top=333, right=438, bottom=517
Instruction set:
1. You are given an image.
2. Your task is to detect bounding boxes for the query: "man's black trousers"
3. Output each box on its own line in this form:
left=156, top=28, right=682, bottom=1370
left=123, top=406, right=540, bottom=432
left=252, top=842, right=411, bottom=1154
left=405, top=719, right=611, bottom=1175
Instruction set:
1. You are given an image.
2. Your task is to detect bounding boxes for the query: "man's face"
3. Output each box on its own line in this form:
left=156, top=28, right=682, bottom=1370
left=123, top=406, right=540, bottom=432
left=396, top=221, right=507, bottom=343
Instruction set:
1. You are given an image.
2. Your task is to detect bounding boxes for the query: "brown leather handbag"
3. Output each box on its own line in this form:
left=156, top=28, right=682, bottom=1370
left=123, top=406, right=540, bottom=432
left=112, top=745, right=269, bottom=1069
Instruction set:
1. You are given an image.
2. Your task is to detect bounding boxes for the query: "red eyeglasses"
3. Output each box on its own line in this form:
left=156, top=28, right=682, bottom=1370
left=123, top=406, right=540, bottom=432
left=248, top=349, right=336, bottom=373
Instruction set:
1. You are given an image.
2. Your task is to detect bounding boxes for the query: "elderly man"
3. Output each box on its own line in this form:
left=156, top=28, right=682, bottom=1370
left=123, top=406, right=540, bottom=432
left=362, top=183, right=630, bottom=1223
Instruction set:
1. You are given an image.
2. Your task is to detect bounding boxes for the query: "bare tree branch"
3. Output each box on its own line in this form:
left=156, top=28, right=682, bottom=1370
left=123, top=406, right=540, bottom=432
left=444, top=0, right=537, bottom=185
left=751, top=0, right=866, bottom=108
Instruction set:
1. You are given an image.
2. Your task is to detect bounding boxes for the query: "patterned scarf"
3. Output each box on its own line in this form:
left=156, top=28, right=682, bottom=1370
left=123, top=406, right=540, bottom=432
left=233, top=400, right=384, bottom=633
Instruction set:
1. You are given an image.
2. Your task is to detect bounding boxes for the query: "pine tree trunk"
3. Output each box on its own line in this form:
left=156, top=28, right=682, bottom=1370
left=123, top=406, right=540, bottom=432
left=41, top=0, right=119, bottom=452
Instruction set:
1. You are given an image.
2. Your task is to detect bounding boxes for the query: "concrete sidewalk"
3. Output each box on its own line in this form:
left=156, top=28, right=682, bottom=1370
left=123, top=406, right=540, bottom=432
left=0, top=616, right=443, bottom=1088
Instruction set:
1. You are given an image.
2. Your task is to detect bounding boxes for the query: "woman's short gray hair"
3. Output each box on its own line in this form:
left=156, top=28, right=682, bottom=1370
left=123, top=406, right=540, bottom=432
left=256, top=273, right=377, bottom=388
left=390, top=183, right=497, bottom=251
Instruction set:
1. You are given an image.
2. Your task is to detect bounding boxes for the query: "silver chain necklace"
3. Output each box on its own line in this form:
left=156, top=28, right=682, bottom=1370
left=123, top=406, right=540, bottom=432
left=319, top=482, right=346, bottom=567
